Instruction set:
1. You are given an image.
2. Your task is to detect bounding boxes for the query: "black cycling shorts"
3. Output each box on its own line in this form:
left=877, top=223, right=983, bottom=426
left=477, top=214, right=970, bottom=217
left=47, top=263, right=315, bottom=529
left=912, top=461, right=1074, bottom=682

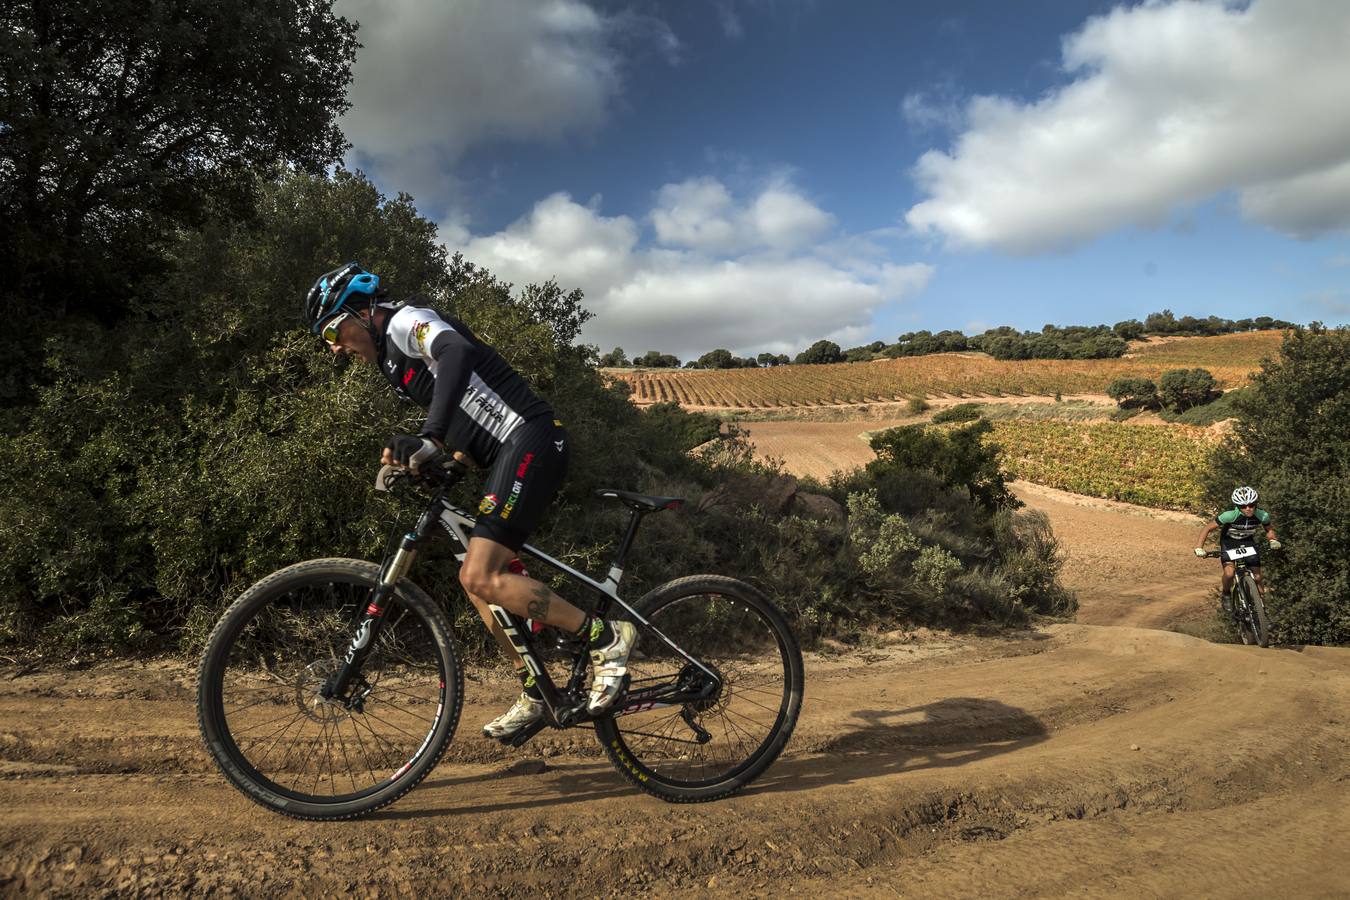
left=1218, top=541, right=1261, bottom=569
left=471, top=418, right=569, bottom=552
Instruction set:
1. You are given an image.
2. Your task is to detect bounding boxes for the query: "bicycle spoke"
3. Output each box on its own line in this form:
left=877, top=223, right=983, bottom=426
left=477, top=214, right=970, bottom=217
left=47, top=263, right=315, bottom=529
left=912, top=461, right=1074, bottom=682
left=210, top=570, right=449, bottom=805
left=604, top=583, right=799, bottom=795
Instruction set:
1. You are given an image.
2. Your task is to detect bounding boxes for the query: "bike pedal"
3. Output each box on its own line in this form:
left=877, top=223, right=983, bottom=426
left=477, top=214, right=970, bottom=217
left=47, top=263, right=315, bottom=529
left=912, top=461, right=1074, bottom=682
left=504, top=717, right=547, bottom=748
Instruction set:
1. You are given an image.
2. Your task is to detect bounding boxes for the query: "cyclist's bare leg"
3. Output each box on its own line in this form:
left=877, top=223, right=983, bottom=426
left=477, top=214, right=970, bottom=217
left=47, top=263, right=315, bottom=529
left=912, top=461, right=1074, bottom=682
left=1221, top=562, right=1236, bottom=597
left=460, top=536, right=586, bottom=634
left=1250, top=565, right=1263, bottom=594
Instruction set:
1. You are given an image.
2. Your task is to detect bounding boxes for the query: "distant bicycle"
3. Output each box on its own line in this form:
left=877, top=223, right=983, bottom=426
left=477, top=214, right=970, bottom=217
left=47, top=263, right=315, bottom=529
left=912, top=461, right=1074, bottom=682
left=197, top=456, right=804, bottom=820
left=1202, top=547, right=1273, bottom=647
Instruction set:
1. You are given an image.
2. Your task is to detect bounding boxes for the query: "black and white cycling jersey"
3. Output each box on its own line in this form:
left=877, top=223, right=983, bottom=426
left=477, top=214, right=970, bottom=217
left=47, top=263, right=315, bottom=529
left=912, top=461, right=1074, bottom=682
left=378, top=303, right=552, bottom=466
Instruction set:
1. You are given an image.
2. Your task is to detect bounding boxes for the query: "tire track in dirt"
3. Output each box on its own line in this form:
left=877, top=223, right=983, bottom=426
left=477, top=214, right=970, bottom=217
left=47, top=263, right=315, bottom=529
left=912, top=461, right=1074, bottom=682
left=1, top=627, right=1348, bottom=896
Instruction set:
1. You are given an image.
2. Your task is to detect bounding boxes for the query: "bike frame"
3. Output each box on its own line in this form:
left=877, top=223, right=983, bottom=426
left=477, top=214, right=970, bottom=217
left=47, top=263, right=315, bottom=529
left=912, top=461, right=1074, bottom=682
left=323, top=465, right=721, bottom=742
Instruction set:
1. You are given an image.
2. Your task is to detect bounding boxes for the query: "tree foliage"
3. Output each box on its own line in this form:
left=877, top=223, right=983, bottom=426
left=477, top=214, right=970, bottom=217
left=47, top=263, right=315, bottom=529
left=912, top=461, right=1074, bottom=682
left=1105, top=376, right=1158, bottom=407
left=635, top=350, right=681, bottom=368
left=598, top=347, right=630, bottom=367
left=868, top=421, right=1018, bottom=511
left=1208, top=325, right=1350, bottom=645
left=795, top=339, right=843, bottom=365
left=1157, top=367, right=1217, bottom=411
left=0, top=0, right=357, bottom=311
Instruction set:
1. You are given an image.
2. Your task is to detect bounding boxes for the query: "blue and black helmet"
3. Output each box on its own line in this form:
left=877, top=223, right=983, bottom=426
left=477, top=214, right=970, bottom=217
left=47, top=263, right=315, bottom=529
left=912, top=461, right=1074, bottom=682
left=303, top=262, right=381, bottom=332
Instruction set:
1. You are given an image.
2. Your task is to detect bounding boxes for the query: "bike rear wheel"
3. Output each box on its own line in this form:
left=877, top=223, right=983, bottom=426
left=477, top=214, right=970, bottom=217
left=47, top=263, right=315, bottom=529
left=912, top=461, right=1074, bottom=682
left=595, top=575, right=803, bottom=802
left=197, top=559, right=463, bottom=820
left=1240, top=573, right=1271, bottom=648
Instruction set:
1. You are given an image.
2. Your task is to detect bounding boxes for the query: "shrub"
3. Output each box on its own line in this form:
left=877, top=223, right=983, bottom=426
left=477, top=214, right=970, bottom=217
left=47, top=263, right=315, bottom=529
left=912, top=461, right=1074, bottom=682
left=931, top=402, right=983, bottom=424
left=868, top=420, right=1018, bottom=512
left=0, top=171, right=1079, bottom=655
left=847, top=490, right=920, bottom=576
left=1158, top=367, right=1217, bottom=411
left=913, top=546, right=962, bottom=596
left=640, top=402, right=722, bottom=451
left=1207, top=325, right=1350, bottom=645
left=1105, top=377, right=1157, bottom=408
left=907, top=396, right=930, bottom=415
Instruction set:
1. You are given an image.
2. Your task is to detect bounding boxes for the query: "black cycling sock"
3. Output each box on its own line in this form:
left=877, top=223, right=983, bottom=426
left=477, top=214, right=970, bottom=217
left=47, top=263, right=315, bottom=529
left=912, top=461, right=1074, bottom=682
left=574, top=615, right=593, bottom=640
left=515, top=665, right=543, bottom=701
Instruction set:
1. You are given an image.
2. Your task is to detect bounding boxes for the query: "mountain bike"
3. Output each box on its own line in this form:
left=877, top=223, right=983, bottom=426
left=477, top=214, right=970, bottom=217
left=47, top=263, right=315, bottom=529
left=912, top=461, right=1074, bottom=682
left=1203, top=547, right=1272, bottom=648
left=197, top=457, right=804, bottom=820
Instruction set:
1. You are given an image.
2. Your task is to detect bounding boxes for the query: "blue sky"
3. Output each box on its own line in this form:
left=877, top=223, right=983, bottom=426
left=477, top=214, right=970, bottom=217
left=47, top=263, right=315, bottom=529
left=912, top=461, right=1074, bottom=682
left=337, top=0, right=1350, bottom=359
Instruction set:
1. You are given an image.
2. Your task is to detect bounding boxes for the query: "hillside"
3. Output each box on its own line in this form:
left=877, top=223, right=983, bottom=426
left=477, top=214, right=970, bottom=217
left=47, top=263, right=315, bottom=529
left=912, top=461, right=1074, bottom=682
left=611, top=331, right=1284, bottom=409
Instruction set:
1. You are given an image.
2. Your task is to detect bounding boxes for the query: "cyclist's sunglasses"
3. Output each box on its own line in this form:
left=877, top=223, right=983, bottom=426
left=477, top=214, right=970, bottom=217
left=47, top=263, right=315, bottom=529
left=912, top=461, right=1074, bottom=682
left=320, top=311, right=353, bottom=344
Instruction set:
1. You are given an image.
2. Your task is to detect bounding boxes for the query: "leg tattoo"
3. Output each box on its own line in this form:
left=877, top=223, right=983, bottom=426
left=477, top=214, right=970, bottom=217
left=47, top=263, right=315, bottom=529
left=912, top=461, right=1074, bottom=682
left=527, top=583, right=551, bottom=622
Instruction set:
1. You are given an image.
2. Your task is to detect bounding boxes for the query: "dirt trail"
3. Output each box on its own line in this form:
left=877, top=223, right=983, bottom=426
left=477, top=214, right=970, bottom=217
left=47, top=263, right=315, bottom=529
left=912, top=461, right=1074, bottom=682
left=2, top=628, right=1348, bottom=896
left=4, top=419, right=1348, bottom=896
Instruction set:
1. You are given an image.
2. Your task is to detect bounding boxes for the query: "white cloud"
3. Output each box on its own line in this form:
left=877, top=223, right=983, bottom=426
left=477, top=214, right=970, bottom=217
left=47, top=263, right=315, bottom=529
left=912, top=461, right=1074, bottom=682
left=461, top=193, right=638, bottom=298
left=905, top=0, right=1350, bottom=253
left=452, top=180, right=933, bottom=357
left=1241, top=158, right=1350, bottom=239
left=650, top=176, right=833, bottom=253
left=337, top=0, right=639, bottom=210
left=714, top=0, right=744, bottom=39
left=901, top=87, right=965, bottom=135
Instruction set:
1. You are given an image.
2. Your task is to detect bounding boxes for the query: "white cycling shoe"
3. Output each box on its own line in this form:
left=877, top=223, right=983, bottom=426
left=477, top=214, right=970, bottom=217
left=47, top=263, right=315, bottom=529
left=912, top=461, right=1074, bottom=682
left=587, top=621, right=638, bottom=714
left=482, top=692, right=545, bottom=740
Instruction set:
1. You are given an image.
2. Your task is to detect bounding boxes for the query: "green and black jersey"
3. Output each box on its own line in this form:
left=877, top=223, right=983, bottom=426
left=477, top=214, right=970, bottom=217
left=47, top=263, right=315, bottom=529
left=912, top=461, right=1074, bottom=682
left=1216, top=507, right=1271, bottom=547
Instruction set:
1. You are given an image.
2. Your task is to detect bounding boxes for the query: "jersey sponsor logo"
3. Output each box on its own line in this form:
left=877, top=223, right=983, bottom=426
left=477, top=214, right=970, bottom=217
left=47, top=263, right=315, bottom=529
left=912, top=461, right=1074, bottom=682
left=478, top=493, right=499, bottom=515
left=501, top=479, right=524, bottom=520
left=554, top=438, right=565, bottom=452
left=411, top=320, right=431, bottom=353
left=470, top=391, right=506, bottom=424
left=403, top=368, right=416, bottom=386
left=459, top=375, right=524, bottom=444
left=516, top=452, right=534, bottom=478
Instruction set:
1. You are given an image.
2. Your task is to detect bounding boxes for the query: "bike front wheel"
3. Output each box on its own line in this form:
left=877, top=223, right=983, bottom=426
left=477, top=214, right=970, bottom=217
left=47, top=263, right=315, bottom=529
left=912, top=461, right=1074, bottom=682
left=1240, top=573, right=1271, bottom=648
left=595, top=575, right=803, bottom=802
left=197, top=559, right=463, bottom=820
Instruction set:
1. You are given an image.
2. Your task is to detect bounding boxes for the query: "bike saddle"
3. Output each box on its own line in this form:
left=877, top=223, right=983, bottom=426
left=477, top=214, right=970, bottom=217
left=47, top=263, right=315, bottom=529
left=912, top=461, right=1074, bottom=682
left=593, top=488, right=684, bottom=512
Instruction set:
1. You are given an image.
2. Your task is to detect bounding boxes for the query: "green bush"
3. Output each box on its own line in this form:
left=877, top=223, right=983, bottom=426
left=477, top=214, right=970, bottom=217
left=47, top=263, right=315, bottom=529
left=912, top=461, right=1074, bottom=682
left=1105, top=377, right=1157, bottom=408
left=907, top=396, right=931, bottom=415
left=1207, top=326, right=1350, bottom=645
left=931, top=402, right=983, bottom=424
left=1158, top=367, right=1217, bottom=411
left=0, top=170, right=1078, bottom=656
left=1159, top=387, right=1243, bottom=425
left=870, top=420, right=1017, bottom=511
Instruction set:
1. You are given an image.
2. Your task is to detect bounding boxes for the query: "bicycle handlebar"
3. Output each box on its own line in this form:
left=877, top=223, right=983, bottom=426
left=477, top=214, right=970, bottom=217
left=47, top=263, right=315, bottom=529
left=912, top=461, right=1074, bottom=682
left=1201, top=546, right=1283, bottom=560
left=374, top=454, right=468, bottom=494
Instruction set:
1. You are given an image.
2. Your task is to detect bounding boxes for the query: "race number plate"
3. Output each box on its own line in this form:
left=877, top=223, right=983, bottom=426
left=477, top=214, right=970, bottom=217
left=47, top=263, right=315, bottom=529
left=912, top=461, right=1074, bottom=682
left=1224, top=545, right=1257, bottom=561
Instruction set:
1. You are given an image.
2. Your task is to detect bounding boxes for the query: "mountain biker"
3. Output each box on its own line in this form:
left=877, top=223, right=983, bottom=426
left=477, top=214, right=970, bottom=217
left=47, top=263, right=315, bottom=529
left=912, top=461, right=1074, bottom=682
left=1194, top=486, right=1280, bottom=605
left=303, top=262, right=636, bottom=740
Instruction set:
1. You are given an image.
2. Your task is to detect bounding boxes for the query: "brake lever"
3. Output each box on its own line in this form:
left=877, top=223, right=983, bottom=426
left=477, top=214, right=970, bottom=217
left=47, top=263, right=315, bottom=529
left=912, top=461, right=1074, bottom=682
left=374, top=464, right=407, bottom=492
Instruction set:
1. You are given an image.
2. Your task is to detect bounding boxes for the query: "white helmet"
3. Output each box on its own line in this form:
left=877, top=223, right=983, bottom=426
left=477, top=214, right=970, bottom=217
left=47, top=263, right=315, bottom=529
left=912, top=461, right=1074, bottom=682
left=1231, top=486, right=1258, bottom=506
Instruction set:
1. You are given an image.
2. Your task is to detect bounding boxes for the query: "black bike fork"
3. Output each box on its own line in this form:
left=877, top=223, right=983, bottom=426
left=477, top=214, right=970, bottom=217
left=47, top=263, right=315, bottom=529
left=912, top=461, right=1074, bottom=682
left=323, top=515, right=432, bottom=703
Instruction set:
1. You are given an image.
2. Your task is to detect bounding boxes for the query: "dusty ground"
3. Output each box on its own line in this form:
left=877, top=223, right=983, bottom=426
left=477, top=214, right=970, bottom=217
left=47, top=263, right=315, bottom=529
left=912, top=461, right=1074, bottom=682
left=3, top=417, right=1348, bottom=897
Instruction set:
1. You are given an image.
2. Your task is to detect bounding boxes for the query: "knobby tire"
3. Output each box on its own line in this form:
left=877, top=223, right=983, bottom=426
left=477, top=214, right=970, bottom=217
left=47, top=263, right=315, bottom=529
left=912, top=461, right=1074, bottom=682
left=197, top=559, right=463, bottom=820
left=1241, top=573, right=1271, bottom=648
left=594, top=575, right=804, bottom=802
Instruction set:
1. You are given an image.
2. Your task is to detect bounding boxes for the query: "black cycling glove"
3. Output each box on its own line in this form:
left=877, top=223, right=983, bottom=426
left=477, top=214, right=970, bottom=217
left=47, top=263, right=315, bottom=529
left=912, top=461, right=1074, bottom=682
left=385, top=434, right=442, bottom=471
